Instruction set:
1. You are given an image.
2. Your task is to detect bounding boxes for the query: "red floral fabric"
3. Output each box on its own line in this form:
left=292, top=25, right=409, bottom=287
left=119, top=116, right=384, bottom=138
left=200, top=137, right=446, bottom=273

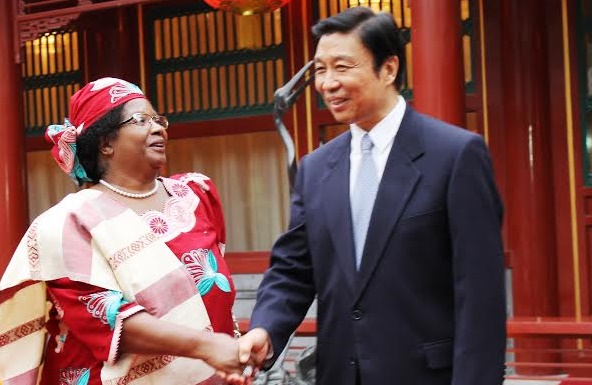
left=39, top=175, right=235, bottom=385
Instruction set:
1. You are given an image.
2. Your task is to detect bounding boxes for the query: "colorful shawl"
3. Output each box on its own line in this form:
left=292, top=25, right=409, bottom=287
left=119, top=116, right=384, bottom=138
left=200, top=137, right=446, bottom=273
left=0, top=188, right=218, bottom=385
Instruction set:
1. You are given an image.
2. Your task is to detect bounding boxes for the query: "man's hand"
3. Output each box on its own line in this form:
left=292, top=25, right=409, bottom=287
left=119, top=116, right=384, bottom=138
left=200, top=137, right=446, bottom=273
left=238, top=328, right=273, bottom=367
left=199, top=332, right=256, bottom=384
left=224, top=328, right=272, bottom=384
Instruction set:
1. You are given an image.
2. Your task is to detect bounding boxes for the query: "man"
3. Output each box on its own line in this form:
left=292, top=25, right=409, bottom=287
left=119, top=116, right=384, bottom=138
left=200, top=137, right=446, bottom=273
left=239, top=6, right=506, bottom=385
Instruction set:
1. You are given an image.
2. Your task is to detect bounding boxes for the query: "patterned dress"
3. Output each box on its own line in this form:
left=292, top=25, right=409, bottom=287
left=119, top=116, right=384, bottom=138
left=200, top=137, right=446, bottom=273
left=38, top=174, right=235, bottom=385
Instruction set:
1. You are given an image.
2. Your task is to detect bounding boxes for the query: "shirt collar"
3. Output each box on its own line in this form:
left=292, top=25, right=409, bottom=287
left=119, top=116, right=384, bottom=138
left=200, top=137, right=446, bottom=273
left=350, top=95, right=407, bottom=153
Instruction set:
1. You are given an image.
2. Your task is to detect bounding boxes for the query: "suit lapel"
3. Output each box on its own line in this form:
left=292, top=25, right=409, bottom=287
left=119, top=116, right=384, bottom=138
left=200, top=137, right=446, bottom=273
left=355, top=107, right=424, bottom=301
left=322, top=133, right=357, bottom=293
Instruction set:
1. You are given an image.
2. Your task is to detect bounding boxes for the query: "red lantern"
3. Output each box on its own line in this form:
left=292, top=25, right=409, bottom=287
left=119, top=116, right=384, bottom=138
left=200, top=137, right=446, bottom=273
left=203, top=0, right=292, bottom=15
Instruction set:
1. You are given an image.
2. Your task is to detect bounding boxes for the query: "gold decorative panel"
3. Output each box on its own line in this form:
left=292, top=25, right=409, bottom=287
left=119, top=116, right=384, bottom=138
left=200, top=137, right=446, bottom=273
left=149, top=3, right=286, bottom=121
left=21, top=31, right=81, bottom=135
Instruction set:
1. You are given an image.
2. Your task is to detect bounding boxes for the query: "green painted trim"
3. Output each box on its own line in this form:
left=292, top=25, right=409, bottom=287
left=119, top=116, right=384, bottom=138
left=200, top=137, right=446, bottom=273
left=401, top=89, right=413, bottom=100
left=167, top=105, right=274, bottom=122
left=148, top=1, right=212, bottom=19
left=152, top=46, right=285, bottom=73
left=26, top=105, right=276, bottom=138
left=22, top=72, right=81, bottom=89
left=26, top=127, right=48, bottom=137
left=463, top=0, right=476, bottom=94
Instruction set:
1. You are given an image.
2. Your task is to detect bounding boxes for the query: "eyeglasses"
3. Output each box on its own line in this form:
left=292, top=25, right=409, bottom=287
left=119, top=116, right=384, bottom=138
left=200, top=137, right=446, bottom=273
left=118, top=113, right=169, bottom=129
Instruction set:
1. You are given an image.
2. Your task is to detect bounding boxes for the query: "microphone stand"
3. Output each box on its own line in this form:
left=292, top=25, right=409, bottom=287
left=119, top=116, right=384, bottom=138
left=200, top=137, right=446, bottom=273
left=273, top=60, right=315, bottom=192
left=261, top=61, right=316, bottom=385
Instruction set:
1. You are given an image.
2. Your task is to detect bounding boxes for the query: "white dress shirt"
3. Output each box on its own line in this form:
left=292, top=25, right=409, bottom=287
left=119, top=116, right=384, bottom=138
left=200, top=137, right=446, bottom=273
left=349, top=95, right=407, bottom=198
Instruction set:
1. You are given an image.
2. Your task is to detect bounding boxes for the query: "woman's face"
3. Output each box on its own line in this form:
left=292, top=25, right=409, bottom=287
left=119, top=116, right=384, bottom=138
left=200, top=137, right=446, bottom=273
left=104, top=98, right=168, bottom=177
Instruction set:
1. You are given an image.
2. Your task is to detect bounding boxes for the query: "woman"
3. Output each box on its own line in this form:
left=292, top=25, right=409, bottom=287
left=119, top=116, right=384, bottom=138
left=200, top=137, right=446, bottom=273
left=0, top=78, right=248, bottom=385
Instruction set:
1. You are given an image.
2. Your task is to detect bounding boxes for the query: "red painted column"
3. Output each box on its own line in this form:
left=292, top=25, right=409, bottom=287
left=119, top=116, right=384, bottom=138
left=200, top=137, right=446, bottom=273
left=0, top=1, right=28, bottom=274
left=499, top=0, right=558, bottom=374
left=500, top=0, right=557, bottom=319
left=410, top=0, right=465, bottom=126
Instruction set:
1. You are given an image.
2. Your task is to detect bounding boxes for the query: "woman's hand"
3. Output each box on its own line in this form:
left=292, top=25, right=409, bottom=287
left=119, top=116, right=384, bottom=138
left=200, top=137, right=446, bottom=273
left=122, top=312, right=248, bottom=380
left=196, top=332, right=243, bottom=375
left=200, top=332, right=259, bottom=384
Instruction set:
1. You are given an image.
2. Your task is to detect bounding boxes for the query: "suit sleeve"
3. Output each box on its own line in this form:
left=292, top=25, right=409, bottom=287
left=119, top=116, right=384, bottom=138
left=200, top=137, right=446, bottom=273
left=249, top=155, right=316, bottom=365
left=447, top=135, right=506, bottom=385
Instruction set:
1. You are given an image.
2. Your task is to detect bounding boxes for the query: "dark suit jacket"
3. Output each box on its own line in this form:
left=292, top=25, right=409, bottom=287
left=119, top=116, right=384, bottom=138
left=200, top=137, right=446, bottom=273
left=250, top=106, right=506, bottom=385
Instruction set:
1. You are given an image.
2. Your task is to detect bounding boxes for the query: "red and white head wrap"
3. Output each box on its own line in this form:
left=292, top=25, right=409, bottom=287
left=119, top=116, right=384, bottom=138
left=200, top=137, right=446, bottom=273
left=45, top=77, right=147, bottom=184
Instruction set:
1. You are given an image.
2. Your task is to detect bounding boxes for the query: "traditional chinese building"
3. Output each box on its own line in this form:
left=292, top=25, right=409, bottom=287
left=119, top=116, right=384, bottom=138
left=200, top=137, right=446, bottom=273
left=0, top=0, right=591, bottom=380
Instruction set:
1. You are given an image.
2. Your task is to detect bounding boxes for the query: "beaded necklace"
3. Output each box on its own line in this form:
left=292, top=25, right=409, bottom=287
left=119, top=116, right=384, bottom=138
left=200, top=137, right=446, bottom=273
left=99, top=179, right=159, bottom=199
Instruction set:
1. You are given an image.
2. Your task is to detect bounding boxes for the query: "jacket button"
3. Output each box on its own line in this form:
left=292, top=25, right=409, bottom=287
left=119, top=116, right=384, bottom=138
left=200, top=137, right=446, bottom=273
left=349, top=358, right=357, bottom=366
left=352, top=309, right=363, bottom=320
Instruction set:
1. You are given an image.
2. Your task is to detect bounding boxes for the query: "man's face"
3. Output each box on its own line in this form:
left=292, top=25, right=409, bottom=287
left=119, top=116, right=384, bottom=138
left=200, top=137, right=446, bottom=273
left=313, top=31, right=398, bottom=131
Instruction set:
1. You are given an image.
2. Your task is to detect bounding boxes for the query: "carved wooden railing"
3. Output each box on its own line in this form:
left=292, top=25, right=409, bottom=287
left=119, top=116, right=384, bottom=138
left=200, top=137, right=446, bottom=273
left=507, top=317, right=592, bottom=383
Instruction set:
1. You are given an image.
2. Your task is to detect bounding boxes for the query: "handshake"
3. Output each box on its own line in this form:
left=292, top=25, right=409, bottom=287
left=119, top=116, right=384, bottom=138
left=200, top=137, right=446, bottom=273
left=207, top=328, right=273, bottom=385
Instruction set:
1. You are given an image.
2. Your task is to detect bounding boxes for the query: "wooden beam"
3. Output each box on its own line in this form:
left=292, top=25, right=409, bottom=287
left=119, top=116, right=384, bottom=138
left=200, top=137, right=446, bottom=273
left=16, top=0, right=165, bottom=22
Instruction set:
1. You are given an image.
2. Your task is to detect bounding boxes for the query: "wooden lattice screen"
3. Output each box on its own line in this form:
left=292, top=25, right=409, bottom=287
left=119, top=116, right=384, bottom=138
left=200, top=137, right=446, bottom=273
left=21, top=30, right=81, bottom=136
left=148, top=2, right=286, bottom=122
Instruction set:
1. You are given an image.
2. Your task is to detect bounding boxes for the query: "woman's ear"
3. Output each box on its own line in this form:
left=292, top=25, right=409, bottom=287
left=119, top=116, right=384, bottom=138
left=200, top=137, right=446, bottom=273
left=99, top=137, right=114, bottom=156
